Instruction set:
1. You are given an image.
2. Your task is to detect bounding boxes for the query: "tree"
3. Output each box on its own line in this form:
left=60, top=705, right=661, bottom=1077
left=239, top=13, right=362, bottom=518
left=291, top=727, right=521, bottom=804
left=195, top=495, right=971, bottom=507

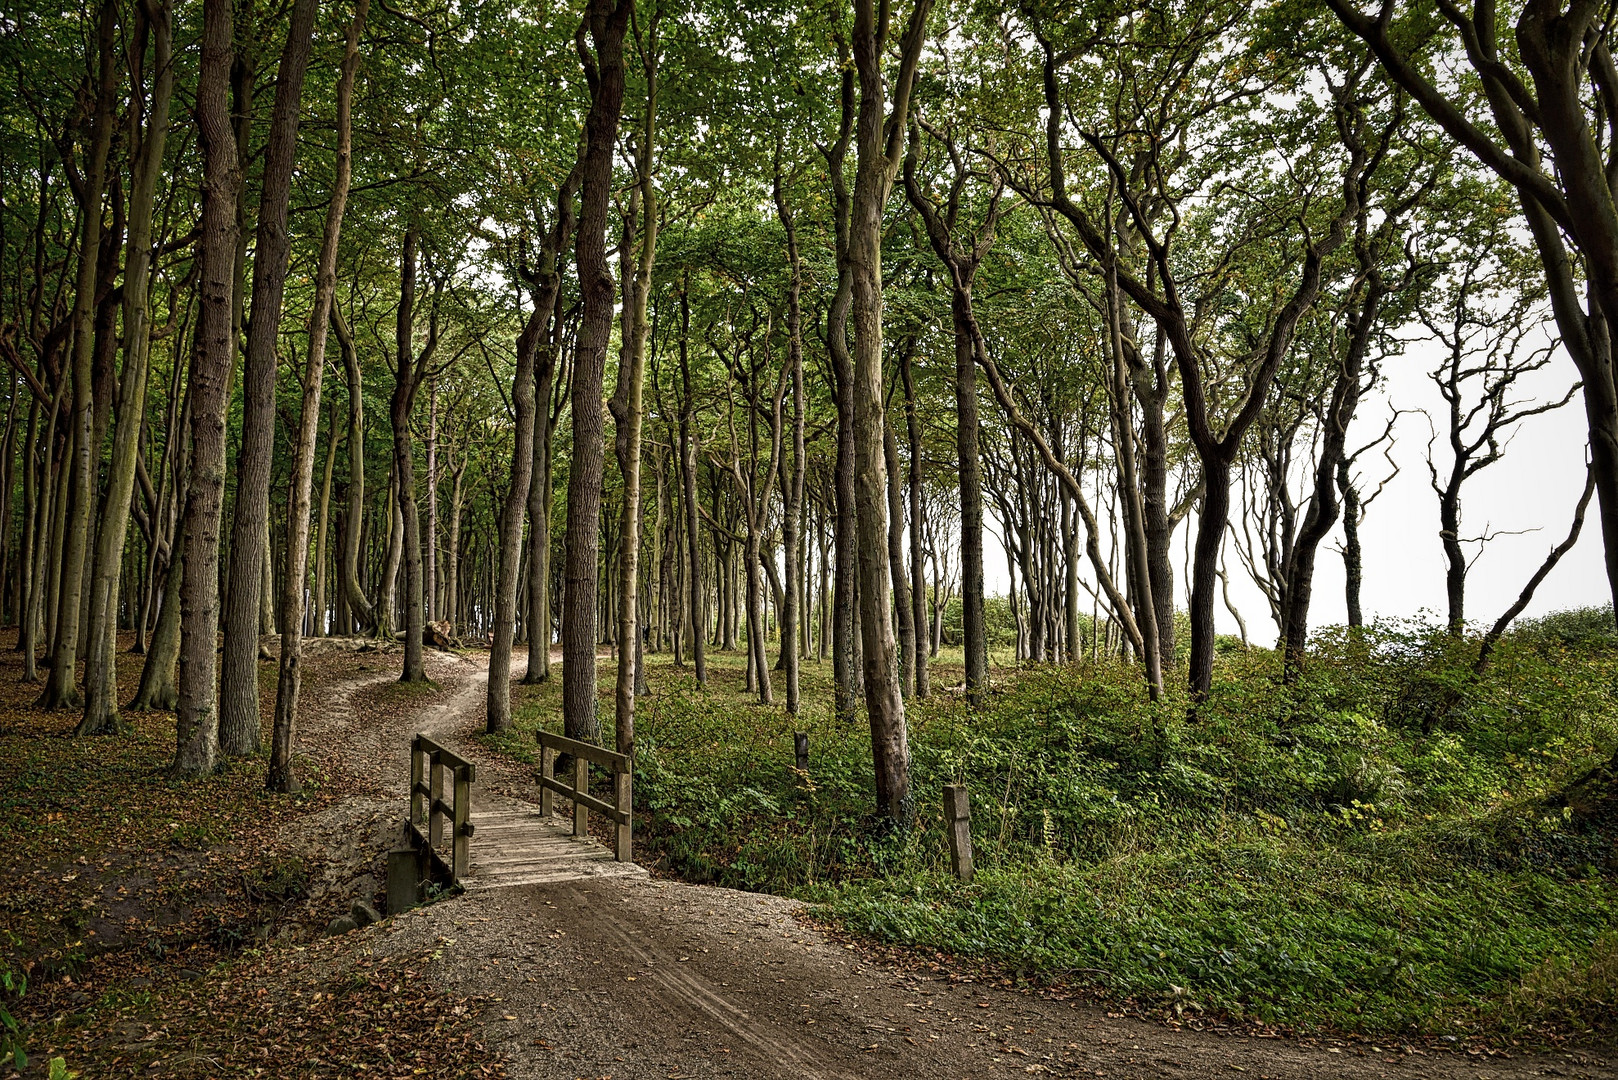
left=78, top=0, right=174, bottom=735
left=847, top=0, right=933, bottom=821
left=173, top=0, right=240, bottom=777
left=1328, top=0, right=1618, bottom=639
left=268, top=0, right=368, bottom=792
left=39, top=0, right=116, bottom=711
left=563, top=0, right=632, bottom=744
left=220, top=0, right=319, bottom=756
left=606, top=0, right=660, bottom=760
left=1418, top=209, right=1576, bottom=633
left=489, top=164, right=579, bottom=734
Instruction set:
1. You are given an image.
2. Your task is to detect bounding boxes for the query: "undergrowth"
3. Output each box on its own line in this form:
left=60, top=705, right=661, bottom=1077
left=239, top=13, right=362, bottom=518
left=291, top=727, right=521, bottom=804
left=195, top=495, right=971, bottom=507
left=504, top=614, right=1618, bottom=1039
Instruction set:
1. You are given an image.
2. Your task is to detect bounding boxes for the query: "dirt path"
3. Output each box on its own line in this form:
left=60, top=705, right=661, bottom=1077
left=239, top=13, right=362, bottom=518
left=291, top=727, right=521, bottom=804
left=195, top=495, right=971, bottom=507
left=345, top=653, right=1614, bottom=1080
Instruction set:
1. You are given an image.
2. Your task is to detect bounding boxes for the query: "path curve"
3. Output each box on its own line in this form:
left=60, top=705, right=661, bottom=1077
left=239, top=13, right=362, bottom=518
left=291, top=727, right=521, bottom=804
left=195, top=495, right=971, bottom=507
left=350, top=652, right=1615, bottom=1080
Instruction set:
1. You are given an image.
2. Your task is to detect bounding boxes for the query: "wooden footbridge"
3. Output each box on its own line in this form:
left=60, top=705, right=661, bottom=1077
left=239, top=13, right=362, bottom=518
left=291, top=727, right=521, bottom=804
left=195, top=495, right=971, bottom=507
left=391, top=731, right=644, bottom=910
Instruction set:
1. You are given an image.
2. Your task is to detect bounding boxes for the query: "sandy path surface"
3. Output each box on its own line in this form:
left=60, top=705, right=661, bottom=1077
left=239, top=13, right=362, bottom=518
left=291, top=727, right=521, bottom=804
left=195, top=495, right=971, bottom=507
left=342, top=651, right=1616, bottom=1080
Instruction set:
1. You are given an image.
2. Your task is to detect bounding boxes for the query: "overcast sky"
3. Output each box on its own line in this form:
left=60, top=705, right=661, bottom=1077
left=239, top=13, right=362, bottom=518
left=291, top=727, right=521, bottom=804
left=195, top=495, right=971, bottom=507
left=980, top=334, right=1601, bottom=642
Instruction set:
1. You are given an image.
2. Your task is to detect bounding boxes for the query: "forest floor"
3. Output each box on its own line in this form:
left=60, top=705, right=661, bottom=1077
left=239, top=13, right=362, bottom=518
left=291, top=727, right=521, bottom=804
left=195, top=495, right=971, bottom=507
left=3, top=638, right=1614, bottom=1078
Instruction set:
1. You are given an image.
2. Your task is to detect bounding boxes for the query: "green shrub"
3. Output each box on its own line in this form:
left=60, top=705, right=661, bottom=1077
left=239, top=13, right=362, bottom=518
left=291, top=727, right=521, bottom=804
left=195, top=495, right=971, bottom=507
left=496, top=619, right=1618, bottom=1035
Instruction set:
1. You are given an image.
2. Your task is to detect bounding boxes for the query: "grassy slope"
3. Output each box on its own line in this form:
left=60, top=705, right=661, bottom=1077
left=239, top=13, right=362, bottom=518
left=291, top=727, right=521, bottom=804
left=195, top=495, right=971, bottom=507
left=491, top=624, right=1618, bottom=1040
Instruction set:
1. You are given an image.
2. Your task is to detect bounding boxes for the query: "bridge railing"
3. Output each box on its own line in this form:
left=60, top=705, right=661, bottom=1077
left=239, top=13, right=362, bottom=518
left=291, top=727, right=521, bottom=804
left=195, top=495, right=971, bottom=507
left=408, top=733, right=475, bottom=882
left=536, top=731, right=631, bottom=862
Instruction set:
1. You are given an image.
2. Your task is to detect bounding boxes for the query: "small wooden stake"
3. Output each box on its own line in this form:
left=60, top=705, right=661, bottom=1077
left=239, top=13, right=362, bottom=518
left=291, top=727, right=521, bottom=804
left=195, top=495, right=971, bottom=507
left=540, top=743, right=556, bottom=818
left=387, top=847, right=419, bottom=914
left=615, top=770, right=632, bottom=862
left=573, top=755, right=588, bottom=837
left=794, top=732, right=809, bottom=772
left=944, top=784, right=973, bottom=883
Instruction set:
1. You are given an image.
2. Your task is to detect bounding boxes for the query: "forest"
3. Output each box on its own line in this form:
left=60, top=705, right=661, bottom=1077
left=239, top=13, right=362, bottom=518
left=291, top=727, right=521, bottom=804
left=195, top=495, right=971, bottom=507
left=2, top=0, right=1618, bottom=1073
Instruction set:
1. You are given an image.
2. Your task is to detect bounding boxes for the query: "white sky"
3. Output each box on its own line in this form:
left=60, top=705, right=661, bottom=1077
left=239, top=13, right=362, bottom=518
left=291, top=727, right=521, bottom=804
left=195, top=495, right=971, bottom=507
left=980, top=336, right=1603, bottom=642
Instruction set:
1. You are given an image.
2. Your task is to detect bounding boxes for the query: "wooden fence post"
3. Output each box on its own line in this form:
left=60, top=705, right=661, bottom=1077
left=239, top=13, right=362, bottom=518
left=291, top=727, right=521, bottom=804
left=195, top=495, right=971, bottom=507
left=944, top=784, right=973, bottom=883
left=540, top=743, right=556, bottom=817
left=615, top=769, right=632, bottom=862
left=452, top=765, right=472, bottom=880
left=387, top=848, right=419, bottom=914
left=573, top=755, right=588, bottom=837
left=410, top=736, right=425, bottom=825
left=428, top=753, right=445, bottom=850
left=794, top=732, right=809, bottom=772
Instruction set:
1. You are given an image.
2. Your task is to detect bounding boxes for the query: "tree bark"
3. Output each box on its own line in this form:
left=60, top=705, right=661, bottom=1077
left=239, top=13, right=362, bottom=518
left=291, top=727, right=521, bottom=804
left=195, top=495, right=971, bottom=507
left=79, top=0, right=174, bottom=735
left=822, top=55, right=859, bottom=725
left=220, top=0, right=319, bottom=755
left=488, top=304, right=542, bottom=733
left=332, top=305, right=376, bottom=631
left=563, top=0, right=632, bottom=743
left=608, top=33, right=658, bottom=757
left=267, top=0, right=365, bottom=792
left=901, top=127, right=992, bottom=703
left=424, top=382, right=437, bottom=622
left=173, top=0, right=241, bottom=776
left=774, top=163, right=805, bottom=715
left=883, top=419, right=914, bottom=699
left=677, top=280, right=705, bottom=687
left=900, top=342, right=928, bottom=698
left=41, top=0, right=118, bottom=711
left=313, top=398, right=341, bottom=636
left=848, top=0, right=932, bottom=821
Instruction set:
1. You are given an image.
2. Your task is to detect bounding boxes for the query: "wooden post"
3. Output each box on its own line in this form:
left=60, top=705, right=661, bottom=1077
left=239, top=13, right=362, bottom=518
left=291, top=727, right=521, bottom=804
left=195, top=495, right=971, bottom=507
left=794, top=732, right=808, bottom=772
left=429, top=752, right=444, bottom=850
left=614, top=768, right=632, bottom=862
left=387, top=847, right=419, bottom=914
left=540, top=742, right=556, bottom=817
left=452, top=765, right=472, bottom=880
left=573, top=754, right=588, bottom=837
left=944, top=784, right=973, bottom=883
left=410, top=736, right=425, bottom=824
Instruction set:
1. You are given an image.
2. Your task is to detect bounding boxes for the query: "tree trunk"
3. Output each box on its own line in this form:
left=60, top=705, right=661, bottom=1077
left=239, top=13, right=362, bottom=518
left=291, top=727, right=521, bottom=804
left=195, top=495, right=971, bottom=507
left=1103, top=262, right=1161, bottom=697
left=488, top=155, right=579, bottom=723
left=16, top=397, right=38, bottom=678
left=900, top=344, right=928, bottom=698
left=488, top=303, right=542, bottom=733
left=848, top=0, right=931, bottom=821
left=132, top=533, right=183, bottom=711
left=220, top=0, right=318, bottom=755
left=1279, top=280, right=1382, bottom=680
left=173, top=0, right=241, bottom=776
left=379, top=464, right=402, bottom=638
left=390, top=226, right=434, bottom=683
left=424, top=381, right=437, bottom=621
left=332, top=305, right=376, bottom=630
left=313, top=398, right=341, bottom=636
left=268, top=0, right=365, bottom=792
left=525, top=351, right=559, bottom=681
left=41, top=0, right=117, bottom=711
left=445, top=460, right=464, bottom=633
left=677, top=282, right=705, bottom=687
left=883, top=420, right=914, bottom=699
left=563, top=0, right=632, bottom=743
left=79, top=0, right=173, bottom=735
left=609, top=49, right=658, bottom=757
left=775, top=169, right=805, bottom=715
left=1339, top=460, right=1365, bottom=628
left=900, top=131, right=991, bottom=703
